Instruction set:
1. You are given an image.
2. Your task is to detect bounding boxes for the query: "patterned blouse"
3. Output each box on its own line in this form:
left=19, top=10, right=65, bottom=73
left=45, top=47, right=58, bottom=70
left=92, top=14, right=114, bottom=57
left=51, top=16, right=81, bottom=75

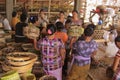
left=73, top=40, right=98, bottom=66
left=37, top=37, right=64, bottom=71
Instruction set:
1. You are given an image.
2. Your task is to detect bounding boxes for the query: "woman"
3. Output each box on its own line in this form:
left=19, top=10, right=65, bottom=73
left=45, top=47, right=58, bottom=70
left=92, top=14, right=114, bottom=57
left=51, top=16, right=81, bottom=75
left=38, top=9, right=48, bottom=26
left=67, top=27, right=98, bottom=80
left=11, top=11, right=20, bottom=31
left=34, top=24, right=66, bottom=80
left=29, top=16, right=40, bottom=27
left=112, top=36, right=120, bottom=80
left=55, top=21, right=68, bottom=44
left=15, top=13, right=28, bottom=43
left=2, top=15, right=12, bottom=31
left=71, top=10, right=82, bottom=26
left=56, top=11, right=66, bottom=25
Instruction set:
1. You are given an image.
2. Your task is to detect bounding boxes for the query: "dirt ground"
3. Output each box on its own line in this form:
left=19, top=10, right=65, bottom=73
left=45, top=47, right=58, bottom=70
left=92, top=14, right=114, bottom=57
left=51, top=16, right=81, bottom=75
left=0, top=42, right=116, bottom=80
left=87, top=42, right=115, bottom=80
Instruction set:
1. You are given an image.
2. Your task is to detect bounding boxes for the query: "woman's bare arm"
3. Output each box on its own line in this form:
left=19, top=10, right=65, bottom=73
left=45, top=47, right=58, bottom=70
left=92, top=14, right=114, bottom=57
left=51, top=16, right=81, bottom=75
left=33, top=39, right=40, bottom=51
left=112, top=56, right=120, bottom=72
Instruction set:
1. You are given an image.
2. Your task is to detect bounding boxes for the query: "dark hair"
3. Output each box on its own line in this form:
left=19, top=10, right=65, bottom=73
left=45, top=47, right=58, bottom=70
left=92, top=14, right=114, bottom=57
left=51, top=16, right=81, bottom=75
left=65, top=19, right=72, bottom=24
left=55, top=22, right=64, bottom=31
left=59, top=11, right=64, bottom=14
left=39, top=9, right=46, bottom=12
left=20, top=13, right=27, bottom=22
left=115, top=36, right=120, bottom=48
left=84, top=27, right=94, bottom=36
left=87, top=24, right=96, bottom=30
left=72, top=10, right=78, bottom=14
left=115, top=36, right=120, bottom=44
left=12, top=11, right=17, bottom=17
left=46, top=24, right=56, bottom=35
left=29, top=16, right=38, bottom=24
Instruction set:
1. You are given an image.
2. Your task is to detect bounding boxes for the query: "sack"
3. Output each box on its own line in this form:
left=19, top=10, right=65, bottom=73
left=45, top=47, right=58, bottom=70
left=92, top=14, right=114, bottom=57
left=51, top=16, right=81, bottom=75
left=106, top=66, right=114, bottom=78
left=105, top=42, right=118, bottom=57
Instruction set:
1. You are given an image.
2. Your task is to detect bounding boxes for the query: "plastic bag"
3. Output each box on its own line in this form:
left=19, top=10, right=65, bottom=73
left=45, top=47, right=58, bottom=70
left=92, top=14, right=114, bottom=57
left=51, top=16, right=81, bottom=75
left=105, top=42, right=118, bottom=57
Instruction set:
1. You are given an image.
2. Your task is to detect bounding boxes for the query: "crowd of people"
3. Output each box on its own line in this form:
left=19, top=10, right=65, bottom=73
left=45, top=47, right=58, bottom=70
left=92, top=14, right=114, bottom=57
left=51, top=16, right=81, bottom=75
left=0, top=8, right=120, bottom=80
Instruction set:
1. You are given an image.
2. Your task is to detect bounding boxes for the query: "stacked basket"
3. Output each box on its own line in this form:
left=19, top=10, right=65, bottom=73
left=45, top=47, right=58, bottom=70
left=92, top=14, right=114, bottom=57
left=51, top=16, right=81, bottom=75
left=93, top=30, right=104, bottom=40
left=2, top=52, right=37, bottom=74
left=67, top=25, right=84, bottom=37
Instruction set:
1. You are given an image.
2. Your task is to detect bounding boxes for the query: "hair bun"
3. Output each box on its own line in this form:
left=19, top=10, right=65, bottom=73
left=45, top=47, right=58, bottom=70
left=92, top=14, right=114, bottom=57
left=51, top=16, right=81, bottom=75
left=46, top=24, right=56, bottom=35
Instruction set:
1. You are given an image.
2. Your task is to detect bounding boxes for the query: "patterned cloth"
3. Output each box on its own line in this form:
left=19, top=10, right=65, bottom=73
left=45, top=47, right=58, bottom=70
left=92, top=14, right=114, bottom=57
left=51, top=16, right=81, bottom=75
left=37, top=37, right=64, bottom=71
left=73, top=40, right=98, bottom=66
left=71, top=19, right=82, bottom=26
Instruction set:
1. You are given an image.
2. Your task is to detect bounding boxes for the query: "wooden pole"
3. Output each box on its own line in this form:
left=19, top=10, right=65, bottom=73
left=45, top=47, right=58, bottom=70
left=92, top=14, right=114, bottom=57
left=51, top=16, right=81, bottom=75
left=48, top=0, right=51, bottom=19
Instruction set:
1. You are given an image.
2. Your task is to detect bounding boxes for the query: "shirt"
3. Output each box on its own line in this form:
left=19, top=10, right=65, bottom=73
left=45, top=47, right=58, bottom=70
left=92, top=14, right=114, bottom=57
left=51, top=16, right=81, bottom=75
left=3, top=18, right=11, bottom=31
left=15, top=22, right=28, bottom=36
left=54, top=31, right=68, bottom=44
left=11, top=17, right=20, bottom=30
left=37, top=37, right=64, bottom=71
left=71, top=19, right=82, bottom=26
left=73, top=40, right=98, bottom=66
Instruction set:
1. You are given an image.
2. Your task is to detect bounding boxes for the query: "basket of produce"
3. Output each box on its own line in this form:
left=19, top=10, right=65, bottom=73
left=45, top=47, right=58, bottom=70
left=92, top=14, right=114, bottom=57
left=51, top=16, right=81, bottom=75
left=23, top=23, right=40, bottom=39
left=6, top=42, right=23, bottom=52
left=1, top=46, right=15, bottom=54
left=67, top=25, right=84, bottom=37
left=2, top=52, right=38, bottom=73
left=93, top=30, right=104, bottom=40
left=0, top=46, right=15, bottom=62
left=39, top=75, right=57, bottom=80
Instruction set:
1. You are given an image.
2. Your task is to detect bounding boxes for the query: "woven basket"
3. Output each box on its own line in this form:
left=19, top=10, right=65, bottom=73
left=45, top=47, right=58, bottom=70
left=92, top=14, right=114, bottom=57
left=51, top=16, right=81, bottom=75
left=22, top=43, right=33, bottom=51
left=93, top=30, right=104, bottom=40
left=7, top=54, right=37, bottom=66
left=23, top=25, right=40, bottom=39
left=2, top=52, right=38, bottom=73
left=68, top=26, right=84, bottom=37
left=39, top=75, right=57, bottom=80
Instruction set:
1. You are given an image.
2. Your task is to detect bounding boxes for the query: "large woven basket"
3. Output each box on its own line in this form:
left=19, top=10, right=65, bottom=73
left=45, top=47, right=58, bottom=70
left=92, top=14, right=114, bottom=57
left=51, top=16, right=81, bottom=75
left=23, top=25, right=40, bottom=39
left=39, top=75, right=57, bottom=80
left=68, top=26, right=84, bottom=37
left=2, top=52, right=38, bottom=73
left=22, top=43, right=34, bottom=51
left=93, top=30, right=104, bottom=40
